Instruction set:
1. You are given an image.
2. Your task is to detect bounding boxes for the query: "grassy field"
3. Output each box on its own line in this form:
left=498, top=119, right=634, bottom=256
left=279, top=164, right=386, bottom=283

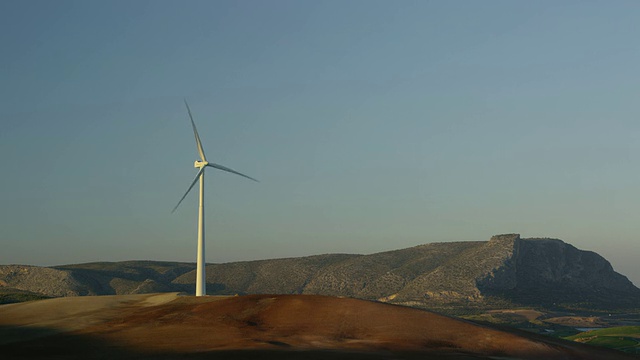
left=459, top=308, right=640, bottom=355
left=565, top=326, right=640, bottom=355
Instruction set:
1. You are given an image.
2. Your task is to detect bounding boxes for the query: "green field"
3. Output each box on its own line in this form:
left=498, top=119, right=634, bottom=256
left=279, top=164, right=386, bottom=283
left=565, top=326, right=640, bottom=354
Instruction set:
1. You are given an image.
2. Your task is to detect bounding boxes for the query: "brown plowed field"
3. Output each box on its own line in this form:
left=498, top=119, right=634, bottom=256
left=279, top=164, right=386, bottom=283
left=0, top=293, right=635, bottom=359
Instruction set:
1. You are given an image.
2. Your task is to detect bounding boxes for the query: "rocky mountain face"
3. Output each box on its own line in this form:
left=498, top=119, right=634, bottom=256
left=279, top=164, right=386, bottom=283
left=478, top=235, right=640, bottom=308
left=1, top=234, right=638, bottom=310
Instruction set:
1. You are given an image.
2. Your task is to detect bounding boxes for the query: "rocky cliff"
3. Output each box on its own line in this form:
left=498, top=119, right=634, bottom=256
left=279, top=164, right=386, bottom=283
left=478, top=235, right=640, bottom=308
left=1, top=234, right=638, bottom=310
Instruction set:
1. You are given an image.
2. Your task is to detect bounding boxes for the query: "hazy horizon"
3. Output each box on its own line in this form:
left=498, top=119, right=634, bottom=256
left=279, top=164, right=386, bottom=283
left=2, top=1, right=640, bottom=287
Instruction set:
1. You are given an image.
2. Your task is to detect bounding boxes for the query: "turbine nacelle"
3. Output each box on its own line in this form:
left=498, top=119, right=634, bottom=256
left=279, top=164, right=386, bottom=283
left=194, top=160, right=208, bottom=169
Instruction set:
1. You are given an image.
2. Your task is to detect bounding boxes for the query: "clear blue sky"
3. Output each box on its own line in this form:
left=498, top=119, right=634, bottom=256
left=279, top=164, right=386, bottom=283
left=1, top=0, right=639, bottom=285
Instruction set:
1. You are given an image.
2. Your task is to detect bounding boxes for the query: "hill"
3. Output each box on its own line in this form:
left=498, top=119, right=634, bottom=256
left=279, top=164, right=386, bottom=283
left=1, top=234, right=638, bottom=311
left=0, top=293, right=636, bottom=360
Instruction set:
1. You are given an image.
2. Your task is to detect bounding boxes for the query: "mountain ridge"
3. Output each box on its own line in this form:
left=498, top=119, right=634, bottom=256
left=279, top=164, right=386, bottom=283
left=1, top=234, right=638, bottom=310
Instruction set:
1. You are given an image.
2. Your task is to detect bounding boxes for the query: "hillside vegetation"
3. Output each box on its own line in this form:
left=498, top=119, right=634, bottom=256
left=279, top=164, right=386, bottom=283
left=1, top=234, right=639, bottom=311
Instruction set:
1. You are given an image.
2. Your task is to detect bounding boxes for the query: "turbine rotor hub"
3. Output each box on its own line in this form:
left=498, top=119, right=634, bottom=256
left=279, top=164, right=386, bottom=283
left=194, top=160, right=208, bottom=168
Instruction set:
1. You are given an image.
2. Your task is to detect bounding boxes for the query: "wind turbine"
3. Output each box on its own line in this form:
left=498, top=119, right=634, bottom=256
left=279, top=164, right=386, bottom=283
left=172, top=100, right=257, bottom=296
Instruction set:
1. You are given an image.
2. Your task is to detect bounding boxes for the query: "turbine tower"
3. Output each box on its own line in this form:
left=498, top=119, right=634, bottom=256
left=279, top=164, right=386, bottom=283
left=172, top=100, right=257, bottom=296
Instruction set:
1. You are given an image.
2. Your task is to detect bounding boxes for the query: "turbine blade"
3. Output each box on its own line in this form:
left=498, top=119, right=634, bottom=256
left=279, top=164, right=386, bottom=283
left=172, top=167, right=205, bottom=213
left=184, top=99, right=207, bottom=161
left=207, top=162, right=259, bottom=182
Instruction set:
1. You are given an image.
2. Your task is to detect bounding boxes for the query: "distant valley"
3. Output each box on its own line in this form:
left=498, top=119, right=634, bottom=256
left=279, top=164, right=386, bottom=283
left=2, top=234, right=639, bottom=313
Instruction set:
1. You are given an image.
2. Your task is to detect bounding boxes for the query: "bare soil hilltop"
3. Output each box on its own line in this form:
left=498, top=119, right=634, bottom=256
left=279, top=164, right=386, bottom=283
left=2, top=234, right=639, bottom=312
left=0, top=293, right=636, bottom=360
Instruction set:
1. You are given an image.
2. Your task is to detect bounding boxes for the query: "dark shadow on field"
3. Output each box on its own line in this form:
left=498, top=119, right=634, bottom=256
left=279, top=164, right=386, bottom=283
left=0, top=325, right=503, bottom=360
left=0, top=325, right=61, bottom=346
left=0, top=325, right=131, bottom=360
left=1, top=324, right=637, bottom=360
left=175, top=350, right=489, bottom=360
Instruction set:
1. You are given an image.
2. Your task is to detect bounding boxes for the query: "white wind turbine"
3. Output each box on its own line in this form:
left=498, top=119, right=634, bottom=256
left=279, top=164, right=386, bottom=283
left=172, top=100, right=257, bottom=296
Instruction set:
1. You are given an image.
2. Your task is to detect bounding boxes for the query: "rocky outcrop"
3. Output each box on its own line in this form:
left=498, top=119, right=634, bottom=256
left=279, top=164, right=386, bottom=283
left=478, top=237, right=640, bottom=308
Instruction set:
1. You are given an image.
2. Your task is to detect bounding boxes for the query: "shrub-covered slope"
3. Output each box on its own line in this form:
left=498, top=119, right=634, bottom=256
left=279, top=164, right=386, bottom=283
left=1, top=234, right=638, bottom=310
